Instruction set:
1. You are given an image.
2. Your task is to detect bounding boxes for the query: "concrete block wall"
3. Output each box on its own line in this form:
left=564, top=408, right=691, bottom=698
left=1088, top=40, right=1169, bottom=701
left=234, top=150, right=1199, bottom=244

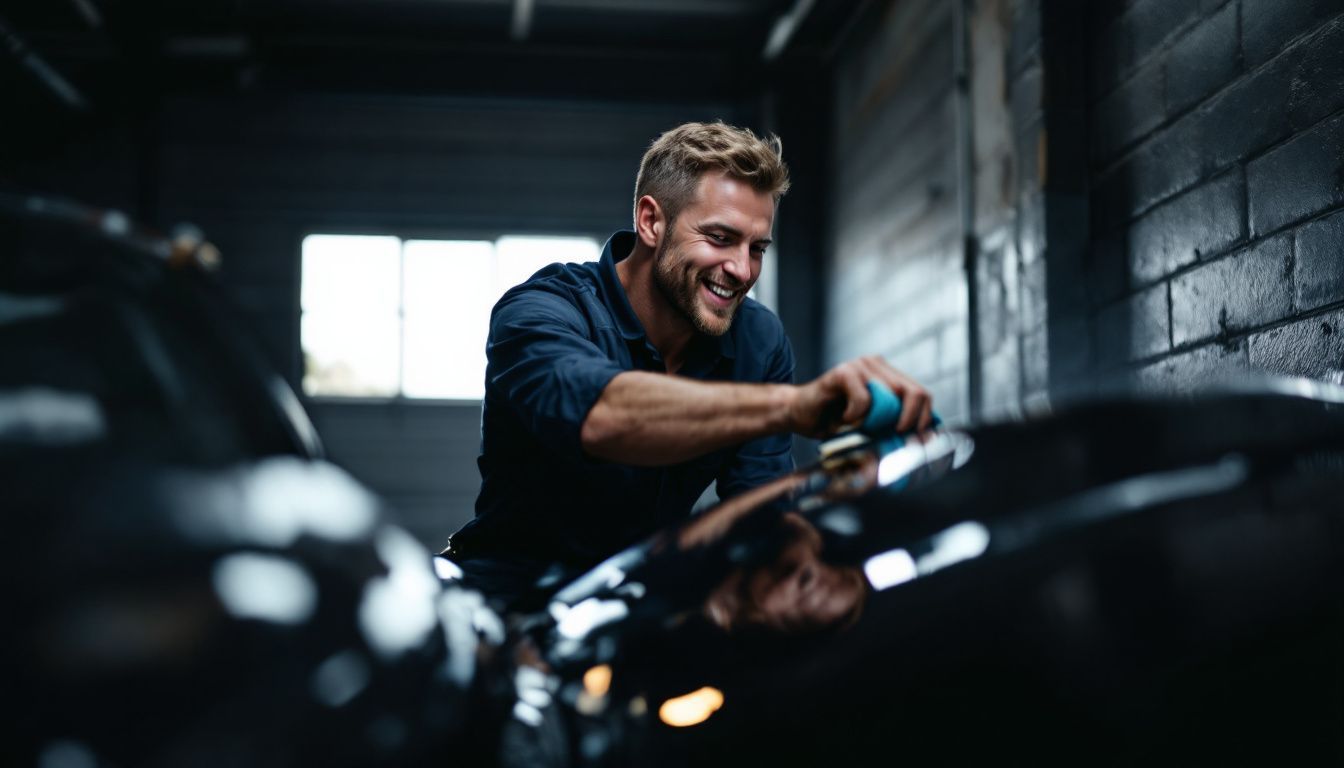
left=826, top=0, right=970, bottom=425
left=968, top=0, right=1051, bottom=418
left=1089, top=0, right=1344, bottom=391
left=823, top=0, right=1057, bottom=424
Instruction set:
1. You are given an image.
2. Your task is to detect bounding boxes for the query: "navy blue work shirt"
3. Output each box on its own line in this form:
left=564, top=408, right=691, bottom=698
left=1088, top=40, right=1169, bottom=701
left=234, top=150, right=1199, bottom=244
left=449, top=230, right=795, bottom=575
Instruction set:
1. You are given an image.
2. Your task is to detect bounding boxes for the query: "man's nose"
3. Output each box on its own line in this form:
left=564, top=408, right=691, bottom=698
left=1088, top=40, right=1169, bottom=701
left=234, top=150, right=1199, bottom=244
left=722, top=245, right=751, bottom=286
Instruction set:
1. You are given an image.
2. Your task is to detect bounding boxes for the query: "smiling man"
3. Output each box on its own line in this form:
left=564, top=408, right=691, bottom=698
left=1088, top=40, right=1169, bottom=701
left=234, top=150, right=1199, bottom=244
left=445, top=121, right=933, bottom=605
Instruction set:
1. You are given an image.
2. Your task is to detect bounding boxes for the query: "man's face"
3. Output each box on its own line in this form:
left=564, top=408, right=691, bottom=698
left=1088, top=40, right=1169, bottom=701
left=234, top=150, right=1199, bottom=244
left=652, top=172, right=775, bottom=337
left=748, top=516, right=865, bottom=632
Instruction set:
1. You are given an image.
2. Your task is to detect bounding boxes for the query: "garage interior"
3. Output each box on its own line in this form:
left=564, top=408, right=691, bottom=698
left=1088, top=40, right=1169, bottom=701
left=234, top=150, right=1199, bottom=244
left=8, top=0, right=1343, bottom=551
left=6, top=2, right=1344, bottom=763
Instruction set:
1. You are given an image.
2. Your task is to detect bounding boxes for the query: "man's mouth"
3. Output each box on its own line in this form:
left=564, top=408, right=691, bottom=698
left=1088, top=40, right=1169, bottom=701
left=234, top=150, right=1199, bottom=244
left=702, top=279, right=740, bottom=303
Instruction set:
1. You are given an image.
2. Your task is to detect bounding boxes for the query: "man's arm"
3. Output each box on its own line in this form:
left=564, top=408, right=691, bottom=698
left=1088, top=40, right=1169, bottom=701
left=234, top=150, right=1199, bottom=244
left=581, top=372, right=796, bottom=466
left=716, top=332, right=796, bottom=502
left=581, top=356, right=933, bottom=466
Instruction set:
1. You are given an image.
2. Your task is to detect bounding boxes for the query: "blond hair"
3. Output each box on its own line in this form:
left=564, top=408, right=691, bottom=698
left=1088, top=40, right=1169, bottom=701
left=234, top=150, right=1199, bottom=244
left=634, top=121, right=791, bottom=226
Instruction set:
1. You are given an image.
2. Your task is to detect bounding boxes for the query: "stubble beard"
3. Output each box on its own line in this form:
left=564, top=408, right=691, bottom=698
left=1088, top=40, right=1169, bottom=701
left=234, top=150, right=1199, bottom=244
left=652, top=235, right=737, bottom=337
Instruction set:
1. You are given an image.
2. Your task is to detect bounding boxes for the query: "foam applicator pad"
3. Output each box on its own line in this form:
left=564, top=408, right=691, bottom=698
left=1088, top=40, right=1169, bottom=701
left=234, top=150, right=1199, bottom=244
left=861, top=380, right=942, bottom=434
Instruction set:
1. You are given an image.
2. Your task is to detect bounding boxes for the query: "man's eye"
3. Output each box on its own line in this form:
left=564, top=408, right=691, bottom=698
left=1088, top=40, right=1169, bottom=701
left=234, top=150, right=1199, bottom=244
left=708, top=233, right=729, bottom=244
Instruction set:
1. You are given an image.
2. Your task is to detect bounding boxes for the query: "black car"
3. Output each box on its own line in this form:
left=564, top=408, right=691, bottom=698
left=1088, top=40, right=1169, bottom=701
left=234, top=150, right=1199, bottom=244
left=7, top=192, right=1344, bottom=766
left=1, top=193, right=516, bottom=767
left=527, top=378, right=1344, bottom=766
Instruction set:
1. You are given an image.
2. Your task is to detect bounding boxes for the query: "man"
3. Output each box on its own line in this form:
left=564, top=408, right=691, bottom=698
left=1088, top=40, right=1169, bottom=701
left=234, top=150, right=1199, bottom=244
left=446, top=121, right=933, bottom=604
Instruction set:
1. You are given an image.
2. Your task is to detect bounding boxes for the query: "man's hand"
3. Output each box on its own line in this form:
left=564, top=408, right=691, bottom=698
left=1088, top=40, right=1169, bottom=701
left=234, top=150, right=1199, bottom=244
left=582, top=357, right=932, bottom=465
left=788, top=356, right=933, bottom=438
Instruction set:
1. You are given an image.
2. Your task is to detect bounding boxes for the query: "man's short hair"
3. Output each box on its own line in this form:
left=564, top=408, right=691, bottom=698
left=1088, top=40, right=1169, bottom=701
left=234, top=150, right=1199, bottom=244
left=634, top=121, right=791, bottom=226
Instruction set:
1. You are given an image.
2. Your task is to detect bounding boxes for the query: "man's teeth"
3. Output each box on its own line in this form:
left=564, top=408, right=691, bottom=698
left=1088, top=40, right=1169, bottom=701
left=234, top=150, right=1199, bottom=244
left=707, top=283, right=735, bottom=299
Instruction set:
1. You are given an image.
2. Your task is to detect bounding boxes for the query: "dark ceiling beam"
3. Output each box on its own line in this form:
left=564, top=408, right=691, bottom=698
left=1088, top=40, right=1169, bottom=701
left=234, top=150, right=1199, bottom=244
left=761, top=0, right=814, bottom=61
left=816, top=0, right=879, bottom=63
left=163, top=35, right=252, bottom=59
left=0, top=14, right=89, bottom=111
left=509, top=0, right=534, bottom=41
left=527, top=0, right=765, bottom=14
left=69, top=0, right=103, bottom=29
left=268, top=29, right=754, bottom=59
left=250, top=36, right=759, bottom=103
left=271, top=0, right=765, bottom=19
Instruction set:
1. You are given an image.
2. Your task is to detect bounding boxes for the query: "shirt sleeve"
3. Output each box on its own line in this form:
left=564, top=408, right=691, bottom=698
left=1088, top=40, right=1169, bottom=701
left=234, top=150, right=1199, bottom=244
left=486, top=286, right=624, bottom=460
left=715, top=329, right=796, bottom=501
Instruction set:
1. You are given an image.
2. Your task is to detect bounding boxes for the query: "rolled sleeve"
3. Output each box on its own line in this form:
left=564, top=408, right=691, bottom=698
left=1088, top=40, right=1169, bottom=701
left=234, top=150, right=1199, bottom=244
left=486, top=288, right=623, bottom=459
left=716, top=333, right=796, bottom=500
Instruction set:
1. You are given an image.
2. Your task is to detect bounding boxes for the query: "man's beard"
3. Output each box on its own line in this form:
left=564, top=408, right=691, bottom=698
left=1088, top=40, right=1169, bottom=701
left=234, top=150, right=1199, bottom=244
left=652, top=235, right=740, bottom=337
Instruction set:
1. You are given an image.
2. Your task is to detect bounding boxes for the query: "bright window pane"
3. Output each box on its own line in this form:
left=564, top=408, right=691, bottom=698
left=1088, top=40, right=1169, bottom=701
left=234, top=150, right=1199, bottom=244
left=494, top=236, right=600, bottom=301
left=752, top=247, right=774, bottom=308
left=403, top=316, right=485, bottom=399
left=402, top=240, right=494, bottom=399
left=403, top=240, right=494, bottom=320
left=300, top=233, right=599, bottom=400
left=301, top=235, right=400, bottom=313
left=302, top=312, right=399, bottom=396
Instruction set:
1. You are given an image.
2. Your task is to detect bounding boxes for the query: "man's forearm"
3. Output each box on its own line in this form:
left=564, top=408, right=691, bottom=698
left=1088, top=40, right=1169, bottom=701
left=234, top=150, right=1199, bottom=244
left=580, top=371, right=798, bottom=466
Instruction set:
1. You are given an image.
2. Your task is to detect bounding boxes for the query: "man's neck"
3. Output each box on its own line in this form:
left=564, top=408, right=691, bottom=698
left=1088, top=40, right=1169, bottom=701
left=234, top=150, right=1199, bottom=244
left=616, top=241, right=694, bottom=374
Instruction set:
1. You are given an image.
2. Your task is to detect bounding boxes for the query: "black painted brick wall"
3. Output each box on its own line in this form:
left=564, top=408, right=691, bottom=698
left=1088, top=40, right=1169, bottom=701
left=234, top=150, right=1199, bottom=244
left=1249, top=308, right=1344, bottom=380
left=1169, top=234, right=1294, bottom=346
left=1088, top=0, right=1344, bottom=390
left=1296, top=209, right=1344, bottom=310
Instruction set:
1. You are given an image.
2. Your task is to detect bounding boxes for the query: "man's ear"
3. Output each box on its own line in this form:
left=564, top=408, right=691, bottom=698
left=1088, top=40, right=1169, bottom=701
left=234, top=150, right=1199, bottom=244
left=634, top=195, right=665, bottom=249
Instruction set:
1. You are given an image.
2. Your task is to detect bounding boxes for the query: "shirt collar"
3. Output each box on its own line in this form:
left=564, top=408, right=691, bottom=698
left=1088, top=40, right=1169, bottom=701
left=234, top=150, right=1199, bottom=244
left=599, top=230, right=738, bottom=361
left=598, top=231, right=645, bottom=342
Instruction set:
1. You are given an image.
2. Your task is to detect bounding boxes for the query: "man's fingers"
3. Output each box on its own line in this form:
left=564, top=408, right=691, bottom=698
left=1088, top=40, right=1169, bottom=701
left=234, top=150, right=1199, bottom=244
left=814, top=357, right=934, bottom=437
left=838, top=367, right=871, bottom=426
left=898, top=388, right=929, bottom=433
left=852, top=355, right=933, bottom=433
left=916, top=398, right=934, bottom=433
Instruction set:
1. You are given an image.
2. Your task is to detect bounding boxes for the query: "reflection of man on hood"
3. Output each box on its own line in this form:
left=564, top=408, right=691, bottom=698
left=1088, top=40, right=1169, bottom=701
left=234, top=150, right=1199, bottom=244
left=705, top=512, right=867, bottom=635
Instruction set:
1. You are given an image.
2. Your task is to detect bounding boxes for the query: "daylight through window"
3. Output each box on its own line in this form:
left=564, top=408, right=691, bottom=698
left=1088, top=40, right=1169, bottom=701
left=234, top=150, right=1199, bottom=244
left=301, top=234, right=601, bottom=400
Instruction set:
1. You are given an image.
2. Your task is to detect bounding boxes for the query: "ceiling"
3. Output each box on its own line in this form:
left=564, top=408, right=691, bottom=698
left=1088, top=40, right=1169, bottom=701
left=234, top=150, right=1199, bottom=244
left=4, top=0, right=873, bottom=109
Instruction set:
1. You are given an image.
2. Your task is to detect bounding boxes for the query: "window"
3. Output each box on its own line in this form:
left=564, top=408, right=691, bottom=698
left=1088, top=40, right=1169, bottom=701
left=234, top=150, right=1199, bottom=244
left=301, top=234, right=600, bottom=400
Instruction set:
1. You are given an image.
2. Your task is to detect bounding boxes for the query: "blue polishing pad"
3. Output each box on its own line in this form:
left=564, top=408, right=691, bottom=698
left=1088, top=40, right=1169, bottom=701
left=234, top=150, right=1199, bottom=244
left=862, top=380, right=942, bottom=434
left=862, top=380, right=904, bottom=432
